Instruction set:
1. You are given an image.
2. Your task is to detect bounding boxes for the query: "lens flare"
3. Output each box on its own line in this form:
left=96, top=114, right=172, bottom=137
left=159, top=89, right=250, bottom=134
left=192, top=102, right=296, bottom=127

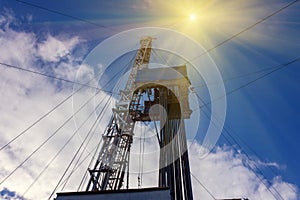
left=145, top=0, right=271, bottom=53
left=189, top=14, right=196, bottom=21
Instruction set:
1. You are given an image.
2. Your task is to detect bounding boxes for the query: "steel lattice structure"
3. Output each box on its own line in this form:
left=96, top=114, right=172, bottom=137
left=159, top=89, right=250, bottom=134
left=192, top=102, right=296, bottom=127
left=86, top=37, right=152, bottom=191
left=85, top=37, right=193, bottom=200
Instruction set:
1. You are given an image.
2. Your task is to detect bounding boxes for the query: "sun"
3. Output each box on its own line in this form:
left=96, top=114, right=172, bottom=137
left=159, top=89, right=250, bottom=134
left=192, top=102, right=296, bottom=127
left=189, top=14, right=196, bottom=21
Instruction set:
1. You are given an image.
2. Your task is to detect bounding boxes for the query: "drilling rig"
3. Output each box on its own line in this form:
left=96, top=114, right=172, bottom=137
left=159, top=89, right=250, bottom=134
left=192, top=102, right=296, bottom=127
left=56, top=37, right=194, bottom=200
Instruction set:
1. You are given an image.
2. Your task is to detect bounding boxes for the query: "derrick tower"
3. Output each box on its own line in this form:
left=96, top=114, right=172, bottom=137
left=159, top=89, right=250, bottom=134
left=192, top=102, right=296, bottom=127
left=56, top=37, right=193, bottom=200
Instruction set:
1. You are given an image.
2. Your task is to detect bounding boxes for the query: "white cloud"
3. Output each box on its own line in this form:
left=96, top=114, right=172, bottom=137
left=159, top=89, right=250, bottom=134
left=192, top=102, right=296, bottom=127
left=189, top=143, right=299, bottom=200
left=0, top=24, right=36, bottom=67
left=37, top=35, right=80, bottom=63
left=0, top=11, right=96, bottom=199
left=0, top=9, right=15, bottom=29
left=0, top=10, right=86, bottom=85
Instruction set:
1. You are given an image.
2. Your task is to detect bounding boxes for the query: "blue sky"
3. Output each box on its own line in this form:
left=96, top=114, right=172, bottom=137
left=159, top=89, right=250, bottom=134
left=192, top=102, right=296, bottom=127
left=0, top=0, right=299, bottom=199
